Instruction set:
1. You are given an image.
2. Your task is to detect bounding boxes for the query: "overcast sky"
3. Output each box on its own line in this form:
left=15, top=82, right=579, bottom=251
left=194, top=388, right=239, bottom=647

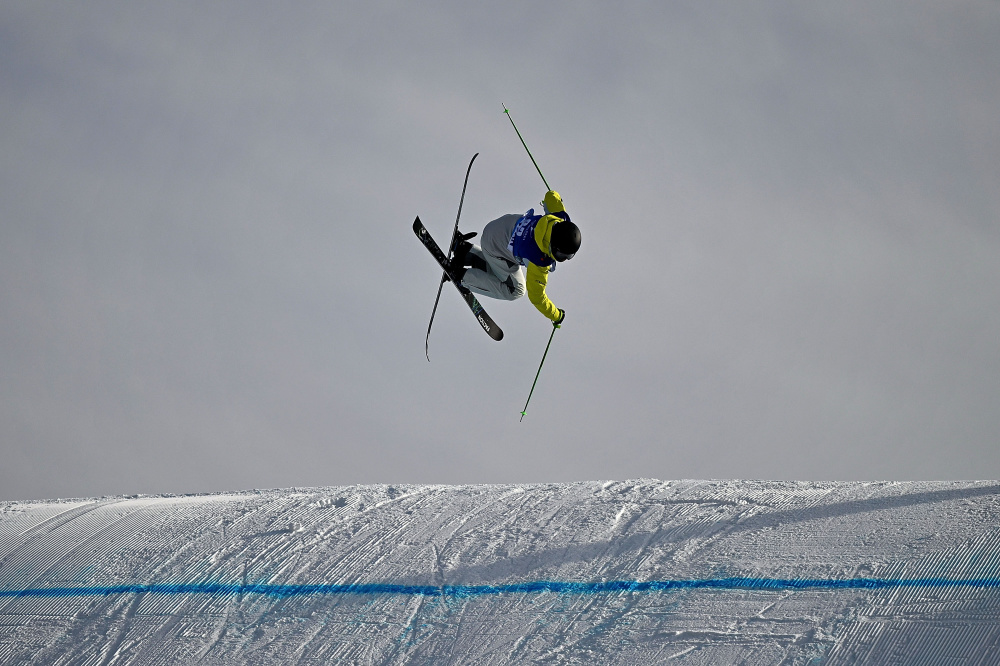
left=2, top=1, right=998, bottom=500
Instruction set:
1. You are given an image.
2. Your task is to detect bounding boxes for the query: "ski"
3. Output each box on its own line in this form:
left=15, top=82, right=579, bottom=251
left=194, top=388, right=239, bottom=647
left=413, top=216, right=504, bottom=343
left=424, top=153, right=479, bottom=360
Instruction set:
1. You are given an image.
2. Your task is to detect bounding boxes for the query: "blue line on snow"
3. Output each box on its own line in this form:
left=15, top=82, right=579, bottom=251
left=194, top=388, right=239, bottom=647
left=3, top=578, right=1000, bottom=599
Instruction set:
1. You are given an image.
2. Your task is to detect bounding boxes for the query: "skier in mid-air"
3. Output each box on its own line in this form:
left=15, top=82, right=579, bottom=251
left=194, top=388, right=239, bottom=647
left=447, top=189, right=581, bottom=326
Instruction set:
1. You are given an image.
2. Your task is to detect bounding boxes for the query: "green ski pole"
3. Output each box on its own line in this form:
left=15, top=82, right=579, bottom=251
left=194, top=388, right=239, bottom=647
left=505, top=103, right=560, bottom=421
left=502, top=103, right=551, bottom=191
left=520, top=321, right=560, bottom=421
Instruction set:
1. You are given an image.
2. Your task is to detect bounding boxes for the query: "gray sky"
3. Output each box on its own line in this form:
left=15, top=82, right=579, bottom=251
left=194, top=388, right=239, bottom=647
left=2, top=1, right=999, bottom=500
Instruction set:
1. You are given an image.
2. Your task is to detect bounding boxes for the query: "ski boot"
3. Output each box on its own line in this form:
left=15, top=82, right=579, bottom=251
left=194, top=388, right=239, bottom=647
left=448, top=231, right=478, bottom=281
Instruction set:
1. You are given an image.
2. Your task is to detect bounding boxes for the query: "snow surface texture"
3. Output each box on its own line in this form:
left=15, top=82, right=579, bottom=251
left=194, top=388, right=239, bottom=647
left=2, top=480, right=1000, bottom=664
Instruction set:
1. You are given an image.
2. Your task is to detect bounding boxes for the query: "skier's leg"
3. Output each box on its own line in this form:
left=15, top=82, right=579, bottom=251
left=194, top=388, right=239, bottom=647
left=459, top=214, right=526, bottom=301
left=464, top=273, right=525, bottom=301
left=462, top=248, right=526, bottom=301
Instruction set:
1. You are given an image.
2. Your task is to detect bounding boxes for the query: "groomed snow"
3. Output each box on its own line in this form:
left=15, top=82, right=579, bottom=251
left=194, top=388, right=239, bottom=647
left=2, top=480, right=999, bottom=664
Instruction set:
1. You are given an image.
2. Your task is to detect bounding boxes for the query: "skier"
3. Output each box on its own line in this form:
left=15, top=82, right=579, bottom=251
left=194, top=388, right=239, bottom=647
left=448, top=190, right=581, bottom=326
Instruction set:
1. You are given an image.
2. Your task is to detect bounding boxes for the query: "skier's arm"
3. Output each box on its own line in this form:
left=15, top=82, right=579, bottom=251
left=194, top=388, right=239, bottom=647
left=526, top=263, right=561, bottom=321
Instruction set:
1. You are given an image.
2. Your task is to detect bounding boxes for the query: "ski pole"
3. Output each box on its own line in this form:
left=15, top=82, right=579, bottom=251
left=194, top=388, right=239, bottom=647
left=520, top=322, right=559, bottom=421
left=502, top=103, right=551, bottom=191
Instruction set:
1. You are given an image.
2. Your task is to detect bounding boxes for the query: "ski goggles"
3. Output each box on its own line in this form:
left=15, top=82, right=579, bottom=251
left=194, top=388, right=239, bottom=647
left=552, top=248, right=576, bottom=262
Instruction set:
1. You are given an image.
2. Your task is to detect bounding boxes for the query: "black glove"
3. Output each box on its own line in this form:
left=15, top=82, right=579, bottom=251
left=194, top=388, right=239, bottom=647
left=553, top=309, right=566, bottom=327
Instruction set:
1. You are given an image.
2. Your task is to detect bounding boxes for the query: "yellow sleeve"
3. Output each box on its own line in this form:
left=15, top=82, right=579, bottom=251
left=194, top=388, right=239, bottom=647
left=526, top=262, right=561, bottom=321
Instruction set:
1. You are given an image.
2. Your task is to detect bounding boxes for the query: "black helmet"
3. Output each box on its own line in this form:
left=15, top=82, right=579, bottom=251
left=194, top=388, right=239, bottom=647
left=550, top=218, right=581, bottom=262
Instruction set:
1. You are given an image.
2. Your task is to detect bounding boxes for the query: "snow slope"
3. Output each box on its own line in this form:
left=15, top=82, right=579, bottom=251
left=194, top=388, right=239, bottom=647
left=2, top=480, right=999, bottom=664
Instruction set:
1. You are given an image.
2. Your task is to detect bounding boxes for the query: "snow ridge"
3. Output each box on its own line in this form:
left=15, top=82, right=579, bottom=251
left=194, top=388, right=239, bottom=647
left=1, top=480, right=999, bottom=664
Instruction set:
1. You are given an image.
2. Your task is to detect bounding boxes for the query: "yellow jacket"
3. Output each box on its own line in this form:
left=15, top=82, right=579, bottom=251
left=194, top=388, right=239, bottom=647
left=525, top=191, right=565, bottom=322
